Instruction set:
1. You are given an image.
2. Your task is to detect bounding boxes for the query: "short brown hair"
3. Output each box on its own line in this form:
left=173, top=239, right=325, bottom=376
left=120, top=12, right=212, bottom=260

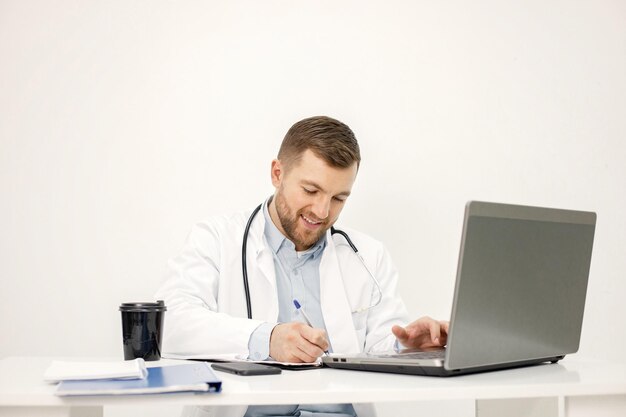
left=278, top=116, right=360, bottom=170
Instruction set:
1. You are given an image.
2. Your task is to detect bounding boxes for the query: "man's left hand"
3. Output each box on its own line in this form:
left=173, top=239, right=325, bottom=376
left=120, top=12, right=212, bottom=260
left=391, top=316, right=449, bottom=349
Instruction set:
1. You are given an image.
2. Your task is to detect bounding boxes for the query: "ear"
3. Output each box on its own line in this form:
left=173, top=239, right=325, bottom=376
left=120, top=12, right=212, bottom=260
left=270, top=159, right=283, bottom=188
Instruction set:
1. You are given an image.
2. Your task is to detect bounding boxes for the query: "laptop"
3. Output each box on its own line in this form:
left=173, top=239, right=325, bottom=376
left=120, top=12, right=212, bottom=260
left=323, top=201, right=596, bottom=376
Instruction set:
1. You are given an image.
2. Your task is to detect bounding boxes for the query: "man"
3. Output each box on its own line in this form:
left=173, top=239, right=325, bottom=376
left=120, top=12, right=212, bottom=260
left=155, top=116, right=448, bottom=417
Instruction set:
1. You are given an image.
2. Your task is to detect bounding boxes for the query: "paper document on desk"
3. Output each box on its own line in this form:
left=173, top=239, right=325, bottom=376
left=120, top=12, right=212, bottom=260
left=163, top=353, right=322, bottom=369
left=246, top=358, right=322, bottom=370
left=44, top=358, right=148, bottom=382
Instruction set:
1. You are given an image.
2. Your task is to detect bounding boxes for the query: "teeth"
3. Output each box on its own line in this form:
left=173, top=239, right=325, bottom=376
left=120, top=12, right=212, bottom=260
left=302, top=215, right=321, bottom=225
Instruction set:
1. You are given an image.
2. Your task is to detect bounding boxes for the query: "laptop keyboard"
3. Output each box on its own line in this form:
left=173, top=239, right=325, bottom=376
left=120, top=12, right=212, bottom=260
left=374, top=350, right=446, bottom=360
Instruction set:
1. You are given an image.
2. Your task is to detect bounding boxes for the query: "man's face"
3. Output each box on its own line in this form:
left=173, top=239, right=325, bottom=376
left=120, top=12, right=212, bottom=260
left=270, top=149, right=358, bottom=251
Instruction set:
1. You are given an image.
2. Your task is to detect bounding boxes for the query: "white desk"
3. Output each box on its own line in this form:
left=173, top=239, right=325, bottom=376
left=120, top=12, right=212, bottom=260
left=1, top=356, right=625, bottom=417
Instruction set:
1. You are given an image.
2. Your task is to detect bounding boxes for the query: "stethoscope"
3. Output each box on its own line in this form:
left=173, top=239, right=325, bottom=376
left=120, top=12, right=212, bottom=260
left=242, top=203, right=383, bottom=319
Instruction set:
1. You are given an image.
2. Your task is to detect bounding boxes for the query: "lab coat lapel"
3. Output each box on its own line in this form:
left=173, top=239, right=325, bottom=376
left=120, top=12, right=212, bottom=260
left=320, top=235, right=360, bottom=354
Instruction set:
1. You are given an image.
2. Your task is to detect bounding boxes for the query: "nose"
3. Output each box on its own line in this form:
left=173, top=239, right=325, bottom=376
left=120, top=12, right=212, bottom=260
left=311, top=195, right=330, bottom=220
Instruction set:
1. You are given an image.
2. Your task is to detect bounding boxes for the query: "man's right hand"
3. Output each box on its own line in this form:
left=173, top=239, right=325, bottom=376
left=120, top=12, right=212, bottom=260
left=269, top=322, right=329, bottom=363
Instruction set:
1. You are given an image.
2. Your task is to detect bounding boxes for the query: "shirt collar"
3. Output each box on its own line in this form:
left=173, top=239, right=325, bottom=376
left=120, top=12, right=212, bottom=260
left=263, top=201, right=286, bottom=254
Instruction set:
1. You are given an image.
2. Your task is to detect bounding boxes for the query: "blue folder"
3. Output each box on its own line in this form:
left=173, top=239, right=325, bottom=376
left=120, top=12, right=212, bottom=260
left=55, top=362, right=221, bottom=396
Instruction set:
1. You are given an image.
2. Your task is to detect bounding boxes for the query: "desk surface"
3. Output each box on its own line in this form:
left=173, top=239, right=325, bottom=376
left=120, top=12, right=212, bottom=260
left=1, top=356, right=626, bottom=407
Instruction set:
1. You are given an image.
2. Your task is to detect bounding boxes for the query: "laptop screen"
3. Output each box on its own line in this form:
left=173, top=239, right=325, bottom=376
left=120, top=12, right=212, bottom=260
left=446, top=201, right=596, bottom=370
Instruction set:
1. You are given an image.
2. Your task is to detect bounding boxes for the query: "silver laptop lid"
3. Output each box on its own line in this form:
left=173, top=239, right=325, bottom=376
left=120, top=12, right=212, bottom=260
left=445, top=201, right=596, bottom=370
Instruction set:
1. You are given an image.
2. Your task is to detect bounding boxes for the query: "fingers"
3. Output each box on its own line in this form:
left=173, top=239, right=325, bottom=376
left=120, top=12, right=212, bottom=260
left=295, top=325, right=328, bottom=362
left=441, top=321, right=450, bottom=334
left=393, top=317, right=449, bottom=349
left=269, top=322, right=329, bottom=363
left=439, top=320, right=450, bottom=345
left=299, top=325, right=330, bottom=352
left=428, top=319, right=441, bottom=344
left=293, top=343, right=323, bottom=363
left=391, top=325, right=408, bottom=342
left=425, top=318, right=452, bottom=346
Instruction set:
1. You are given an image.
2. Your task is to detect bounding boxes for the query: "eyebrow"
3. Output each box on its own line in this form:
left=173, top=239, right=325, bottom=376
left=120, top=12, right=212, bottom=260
left=302, top=180, right=352, bottom=197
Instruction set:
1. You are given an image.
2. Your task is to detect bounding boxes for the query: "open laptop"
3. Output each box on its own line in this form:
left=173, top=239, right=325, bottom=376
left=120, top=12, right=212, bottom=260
left=323, top=201, right=596, bottom=376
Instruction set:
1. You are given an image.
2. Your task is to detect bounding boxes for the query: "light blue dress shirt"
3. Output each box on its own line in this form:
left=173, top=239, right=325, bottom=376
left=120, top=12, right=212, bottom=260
left=248, top=202, right=328, bottom=359
left=245, top=202, right=356, bottom=417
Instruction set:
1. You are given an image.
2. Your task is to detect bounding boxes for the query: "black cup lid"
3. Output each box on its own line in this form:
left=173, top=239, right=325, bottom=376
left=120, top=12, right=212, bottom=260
left=119, top=300, right=167, bottom=312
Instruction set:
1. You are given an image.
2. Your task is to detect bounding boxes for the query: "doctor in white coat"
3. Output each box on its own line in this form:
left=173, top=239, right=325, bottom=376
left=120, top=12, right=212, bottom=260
left=155, top=116, right=448, bottom=417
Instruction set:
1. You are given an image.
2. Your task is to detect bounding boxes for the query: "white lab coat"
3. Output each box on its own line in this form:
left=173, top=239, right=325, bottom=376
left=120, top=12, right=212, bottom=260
left=155, top=206, right=411, bottom=417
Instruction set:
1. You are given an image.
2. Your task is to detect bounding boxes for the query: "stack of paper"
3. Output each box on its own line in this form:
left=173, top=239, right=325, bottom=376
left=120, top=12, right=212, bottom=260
left=43, top=360, right=222, bottom=396
left=44, top=359, right=148, bottom=382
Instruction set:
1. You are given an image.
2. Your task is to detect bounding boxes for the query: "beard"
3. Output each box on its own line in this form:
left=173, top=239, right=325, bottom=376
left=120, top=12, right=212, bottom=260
left=273, top=189, right=330, bottom=250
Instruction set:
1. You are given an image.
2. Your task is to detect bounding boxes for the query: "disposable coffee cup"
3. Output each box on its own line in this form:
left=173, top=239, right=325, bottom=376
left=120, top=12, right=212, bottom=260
left=119, top=300, right=166, bottom=361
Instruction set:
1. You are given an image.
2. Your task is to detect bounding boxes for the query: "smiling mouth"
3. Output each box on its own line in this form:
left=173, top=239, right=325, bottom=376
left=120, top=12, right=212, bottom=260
left=301, top=214, right=323, bottom=226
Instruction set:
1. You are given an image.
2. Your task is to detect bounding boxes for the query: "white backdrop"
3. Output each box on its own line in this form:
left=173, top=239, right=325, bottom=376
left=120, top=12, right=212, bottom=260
left=1, top=0, right=625, bottom=413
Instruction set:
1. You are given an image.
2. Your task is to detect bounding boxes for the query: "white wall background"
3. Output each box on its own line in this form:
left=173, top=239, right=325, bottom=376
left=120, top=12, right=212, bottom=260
left=1, top=0, right=625, bottom=415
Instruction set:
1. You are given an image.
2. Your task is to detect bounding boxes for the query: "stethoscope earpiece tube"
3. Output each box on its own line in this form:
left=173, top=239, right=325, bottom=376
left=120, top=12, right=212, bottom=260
left=330, top=226, right=358, bottom=252
left=242, top=204, right=263, bottom=319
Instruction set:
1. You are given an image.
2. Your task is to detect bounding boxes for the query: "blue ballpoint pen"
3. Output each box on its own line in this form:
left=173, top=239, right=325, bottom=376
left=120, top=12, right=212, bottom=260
left=293, top=299, right=329, bottom=355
